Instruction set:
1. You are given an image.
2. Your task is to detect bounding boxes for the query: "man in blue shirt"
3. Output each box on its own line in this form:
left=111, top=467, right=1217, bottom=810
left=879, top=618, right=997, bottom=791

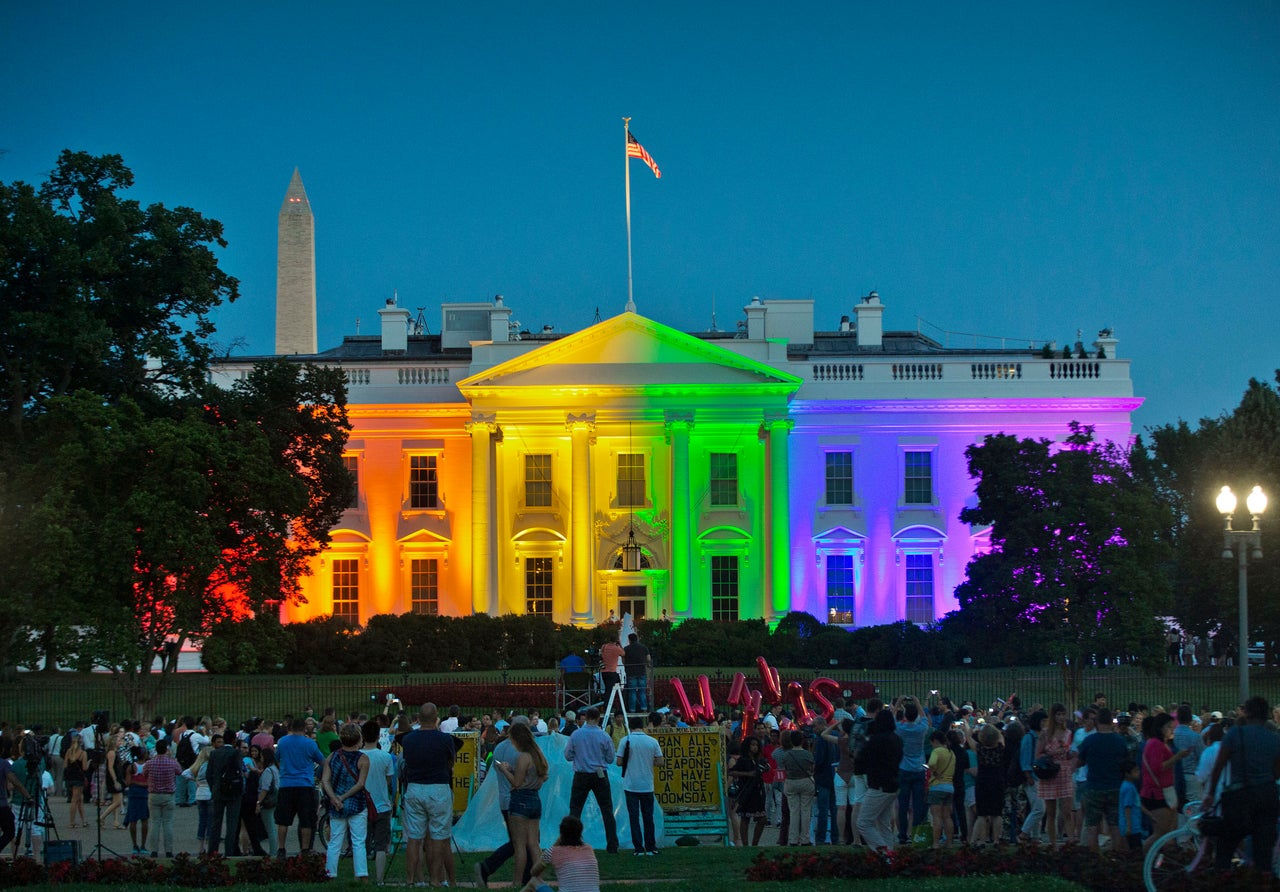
left=564, top=707, right=619, bottom=853
left=402, top=704, right=457, bottom=887
left=273, top=717, right=326, bottom=857
left=1075, top=708, right=1128, bottom=852
left=894, top=696, right=930, bottom=845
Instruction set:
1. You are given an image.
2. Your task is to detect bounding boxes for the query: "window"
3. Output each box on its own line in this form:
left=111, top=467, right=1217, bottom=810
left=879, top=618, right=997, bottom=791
left=409, top=455, right=439, bottom=509
left=525, top=557, right=553, bottom=616
left=826, top=554, right=856, bottom=624
left=617, top=453, right=645, bottom=507
left=710, top=453, right=738, bottom=506
left=410, top=558, right=439, bottom=615
left=904, top=451, right=933, bottom=504
left=343, top=455, right=359, bottom=509
left=332, top=558, right=360, bottom=626
left=525, top=454, right=552, bottom=507
left=825, top=452, right=853, bottom=505
left=905, top=554, right=934, bottom=624
left=710, top=555, right=739, bottom=621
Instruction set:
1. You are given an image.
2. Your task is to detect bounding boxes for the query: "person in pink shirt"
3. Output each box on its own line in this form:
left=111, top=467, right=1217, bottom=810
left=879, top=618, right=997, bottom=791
left=1139, top=713, right=1191, bottom=851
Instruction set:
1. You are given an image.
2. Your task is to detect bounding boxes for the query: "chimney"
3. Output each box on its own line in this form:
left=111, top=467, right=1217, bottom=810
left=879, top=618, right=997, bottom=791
left=379, top=296, right=411, bottom=353
left=744, top=295, right=766, bottom=340
left=839, top=315, right=851, bottom=333
left=854, top=291, right=884, bottom=348
left=489, top=294, right=512, bottom=342
left=1092, top=328, right=1118, bottom=359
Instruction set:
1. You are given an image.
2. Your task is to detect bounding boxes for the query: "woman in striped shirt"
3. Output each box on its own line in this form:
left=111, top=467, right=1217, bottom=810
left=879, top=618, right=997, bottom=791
left=523, top=816, right=599, bottom=892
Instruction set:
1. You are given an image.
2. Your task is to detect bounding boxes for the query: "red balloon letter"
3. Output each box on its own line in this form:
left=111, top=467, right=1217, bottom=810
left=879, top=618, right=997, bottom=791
left=756, top=656, right=783, bottom=704
left=808, top=677, right=840, bottom=721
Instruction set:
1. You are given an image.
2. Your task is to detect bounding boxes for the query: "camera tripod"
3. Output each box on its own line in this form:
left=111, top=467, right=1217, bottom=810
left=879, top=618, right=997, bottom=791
left=13, top=773, right=59, bottom=860
left=87, top=757, right=122, bottom=860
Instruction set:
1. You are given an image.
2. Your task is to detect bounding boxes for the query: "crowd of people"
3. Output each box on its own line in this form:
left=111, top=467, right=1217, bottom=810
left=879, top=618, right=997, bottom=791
left=718, top=690, right=1280, bottom=876
left=2, top=682, right=1278, bottom=885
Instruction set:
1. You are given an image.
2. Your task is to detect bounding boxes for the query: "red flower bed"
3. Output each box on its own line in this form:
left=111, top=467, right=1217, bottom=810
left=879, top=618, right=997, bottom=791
left=0, top=852, right=328, bottom=888
left=745, top=843, right=1280, bottom=891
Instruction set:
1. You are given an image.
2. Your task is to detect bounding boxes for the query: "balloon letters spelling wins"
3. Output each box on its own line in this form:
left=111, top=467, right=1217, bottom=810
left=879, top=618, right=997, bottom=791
left=668, top=656, right=840, bottom=736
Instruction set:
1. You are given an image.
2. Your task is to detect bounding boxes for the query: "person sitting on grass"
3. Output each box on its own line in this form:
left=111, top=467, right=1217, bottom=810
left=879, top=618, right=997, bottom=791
left=523, top=815, right=598, bottom=892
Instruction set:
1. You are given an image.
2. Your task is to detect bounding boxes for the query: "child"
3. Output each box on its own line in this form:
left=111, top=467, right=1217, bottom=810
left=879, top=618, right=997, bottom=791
left=1118, top=759, right=1143, bottom=851
left=124, top=746, right=151, bottom=855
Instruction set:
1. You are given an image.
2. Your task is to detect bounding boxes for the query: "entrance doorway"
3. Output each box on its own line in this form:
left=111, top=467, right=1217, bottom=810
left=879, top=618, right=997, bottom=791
left=618, top=585, right=647, bottom=620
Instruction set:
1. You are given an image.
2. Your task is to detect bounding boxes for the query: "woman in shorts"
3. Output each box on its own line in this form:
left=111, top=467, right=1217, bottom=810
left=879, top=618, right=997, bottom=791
left=494, top=722, right=548, bottom=889
left=926, top=730, right=957, bottom=847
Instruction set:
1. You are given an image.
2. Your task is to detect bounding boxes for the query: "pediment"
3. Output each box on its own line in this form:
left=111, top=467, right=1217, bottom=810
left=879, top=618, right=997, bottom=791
left=396, top=513, right=452, bottom=544
left=458, top=312, right=801, bottom=394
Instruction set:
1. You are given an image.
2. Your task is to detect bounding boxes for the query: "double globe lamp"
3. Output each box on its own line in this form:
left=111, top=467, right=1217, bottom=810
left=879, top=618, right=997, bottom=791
left=1215, top=484, right=1267, bottom=702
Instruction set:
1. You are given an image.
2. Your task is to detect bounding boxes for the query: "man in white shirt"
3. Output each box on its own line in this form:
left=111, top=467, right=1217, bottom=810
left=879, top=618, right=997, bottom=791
left=617, top=715, right=665, bottom=855
left=1071, top=707, right=1096, bottom=843
left=361, top=720, right=397, bottom=885
left=439, top=706, right=461, bottom=734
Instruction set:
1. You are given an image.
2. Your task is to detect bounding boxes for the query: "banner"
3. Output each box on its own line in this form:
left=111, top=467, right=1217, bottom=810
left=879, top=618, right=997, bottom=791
left=451, top=731, right=479, bottom=815
left=650, top=726, right=724, bottom=811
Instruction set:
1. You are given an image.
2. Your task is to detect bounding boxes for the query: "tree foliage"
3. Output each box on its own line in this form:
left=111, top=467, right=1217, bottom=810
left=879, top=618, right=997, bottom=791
left=1149, top=374, right=1280, bottom=660
left=0, top=153, right=351, bottom=713
left=956, top=424, right=1173, bottom=707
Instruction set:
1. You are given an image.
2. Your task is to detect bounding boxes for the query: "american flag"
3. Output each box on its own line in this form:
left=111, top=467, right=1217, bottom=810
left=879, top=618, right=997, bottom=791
left=627, top=131, right=662, bottom=179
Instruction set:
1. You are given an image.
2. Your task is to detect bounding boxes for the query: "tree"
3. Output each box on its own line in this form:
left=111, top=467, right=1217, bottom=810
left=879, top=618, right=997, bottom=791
left=1149, top=374, right=1280, bottom=663
left=0, top=151, right=238, bottom=670
left=0, top=154, right=352, bottom=715
left=956, top=424, right=1173, bottom=709
left=66, top=361, right=352, bottom=714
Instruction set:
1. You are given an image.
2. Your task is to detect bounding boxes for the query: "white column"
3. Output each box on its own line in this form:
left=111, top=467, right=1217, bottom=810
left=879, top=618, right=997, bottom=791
left=666, top=412, right=693, bottom=619
left=567, top=414, right=596, bottom=625
left=765, top=415, right=794, bottom=620
left=466, top=414, right=498, bottom=615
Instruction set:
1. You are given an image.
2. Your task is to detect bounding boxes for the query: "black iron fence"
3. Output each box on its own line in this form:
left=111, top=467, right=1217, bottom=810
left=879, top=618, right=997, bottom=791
left=5, top=665, right=1278, bottom=731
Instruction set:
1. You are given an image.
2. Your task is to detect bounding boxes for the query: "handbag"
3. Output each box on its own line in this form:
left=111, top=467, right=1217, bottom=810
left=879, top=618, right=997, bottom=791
left=330, top=750, right=366, bottom=818
left=1032, top=755, right=1059, bottom=780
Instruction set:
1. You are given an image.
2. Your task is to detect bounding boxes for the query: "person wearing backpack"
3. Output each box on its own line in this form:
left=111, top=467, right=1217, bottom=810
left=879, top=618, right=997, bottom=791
left=831, top=697, right=880, bottom=845
left=205, top=736, right=244, bottom=856
left=172, top=716, right=207, bottom=807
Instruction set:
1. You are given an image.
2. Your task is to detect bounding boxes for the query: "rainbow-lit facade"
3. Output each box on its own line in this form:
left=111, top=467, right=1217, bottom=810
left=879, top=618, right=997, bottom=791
left=212, top=292, right=1138, bottom=628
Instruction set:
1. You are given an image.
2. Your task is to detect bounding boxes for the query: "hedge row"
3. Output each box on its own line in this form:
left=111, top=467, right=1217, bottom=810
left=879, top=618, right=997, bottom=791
left=200, top=611, right=982, bottom=675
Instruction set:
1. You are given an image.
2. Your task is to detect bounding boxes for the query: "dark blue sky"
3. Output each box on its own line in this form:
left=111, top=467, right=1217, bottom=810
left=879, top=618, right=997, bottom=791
left=4, top=2, right=1277, bottom=431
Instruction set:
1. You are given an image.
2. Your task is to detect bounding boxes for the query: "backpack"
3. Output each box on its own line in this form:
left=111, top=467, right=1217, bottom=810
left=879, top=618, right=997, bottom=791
left=176, top=732, right=197, bottom=769
left=217, top=749, right=243, bottom=798
left=848, top=715, right=873, bottom=756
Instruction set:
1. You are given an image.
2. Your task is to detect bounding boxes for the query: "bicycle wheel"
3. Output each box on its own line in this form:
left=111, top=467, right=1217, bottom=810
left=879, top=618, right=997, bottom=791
left=1143, top=827, right=1206, bottom=891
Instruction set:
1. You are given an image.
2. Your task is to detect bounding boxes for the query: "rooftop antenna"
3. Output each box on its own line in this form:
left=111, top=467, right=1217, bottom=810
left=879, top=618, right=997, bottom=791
left=709, top=294, right=719, bottom=332
left=622, top=419, right=642, bottom=572
left=355, top=316, right=361, bottom=335
left=594, top=306, right=602, bottom=324
left=413, top=307, right=430, bottom=335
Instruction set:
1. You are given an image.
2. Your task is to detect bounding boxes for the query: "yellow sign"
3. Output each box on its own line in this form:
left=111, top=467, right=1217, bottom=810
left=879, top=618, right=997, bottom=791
left=451, top=731, right=478, bottom=815
left=649, top=727, right=724, bottom=811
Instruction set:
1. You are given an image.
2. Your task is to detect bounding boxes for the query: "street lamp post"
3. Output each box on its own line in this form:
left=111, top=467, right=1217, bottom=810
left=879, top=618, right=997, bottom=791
left=1215, top=484, right=1268, bottom=702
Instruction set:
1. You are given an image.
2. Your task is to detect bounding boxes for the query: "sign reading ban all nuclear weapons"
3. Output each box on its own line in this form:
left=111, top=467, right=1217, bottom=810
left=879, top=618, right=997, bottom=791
left=650, top=727, right=724, bottom=811
left=451, top=731, right=478, bottom=815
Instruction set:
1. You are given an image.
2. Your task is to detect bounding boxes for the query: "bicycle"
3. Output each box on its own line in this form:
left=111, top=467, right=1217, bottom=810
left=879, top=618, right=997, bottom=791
left=1143, top=800, right=1212, bottom=891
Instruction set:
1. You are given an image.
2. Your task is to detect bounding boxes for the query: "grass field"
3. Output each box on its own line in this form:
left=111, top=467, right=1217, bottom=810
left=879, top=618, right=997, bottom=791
left=6, top=663, right=1279, bottom=728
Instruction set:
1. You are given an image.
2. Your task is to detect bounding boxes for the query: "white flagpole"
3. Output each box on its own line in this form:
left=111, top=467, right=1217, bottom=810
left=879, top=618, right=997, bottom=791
left=624, top=117, right=635, bottom=313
